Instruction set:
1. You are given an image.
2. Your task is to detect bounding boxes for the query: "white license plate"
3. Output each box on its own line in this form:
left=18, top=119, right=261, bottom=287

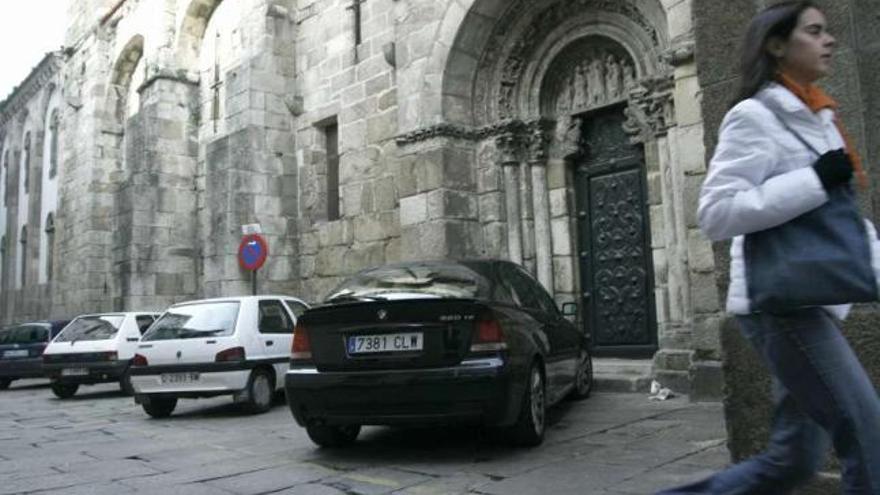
left=347, top=333, right=423, bottom=355
left=3, top=350, right=28, bottom=358
left=161, top=372, right=200, bottom=384
left=62, top=368, right=89, bottom=376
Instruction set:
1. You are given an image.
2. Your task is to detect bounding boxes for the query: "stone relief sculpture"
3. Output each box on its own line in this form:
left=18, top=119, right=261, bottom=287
left=573, top=64, right=588, bottom=109
left=587, top=57, right=605, bottom=105
left=554, top=48, right=638, bottom=116
left=623, top=62, right=635, bottom=93
left=605, top=54, right=622, bottom=100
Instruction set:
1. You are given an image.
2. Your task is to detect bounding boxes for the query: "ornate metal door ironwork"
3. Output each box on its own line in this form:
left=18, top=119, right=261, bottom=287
left=574, top=105, right=657, bottom=357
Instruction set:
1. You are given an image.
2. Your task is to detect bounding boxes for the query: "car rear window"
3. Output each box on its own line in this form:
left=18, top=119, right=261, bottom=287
left=326, top=263, right=493, bottom=302
left=0, top=324, right=50, bottom=345
left=55, top=316, right=125, bottom=343
left=141, top=302, right=240, bottom=341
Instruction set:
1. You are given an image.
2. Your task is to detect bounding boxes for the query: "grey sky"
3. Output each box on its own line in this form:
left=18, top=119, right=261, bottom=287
left=0, top=0, right=68, bottom=103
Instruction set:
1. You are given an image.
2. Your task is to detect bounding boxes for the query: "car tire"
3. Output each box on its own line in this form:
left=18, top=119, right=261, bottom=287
left=244, top=369, right=274, bottom=414
left=119, top=368, right=134, bottom=396
left=50, top=383, right=79, bottom=399
left=510, top=361, right=546, bottom=447
left=142, top=397, right=177, bottom=418
left=568, top=349, right=593, bottom=400
left=306, top=424, right=361, bottom=448
left=0, top=378, right=11, bottom=390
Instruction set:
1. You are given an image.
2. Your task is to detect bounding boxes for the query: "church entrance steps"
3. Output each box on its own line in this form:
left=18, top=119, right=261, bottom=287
left=593, top=357, right=654, bottom=393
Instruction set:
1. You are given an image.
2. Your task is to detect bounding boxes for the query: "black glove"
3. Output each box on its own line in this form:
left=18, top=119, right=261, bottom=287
left=812, top=149, right=853, bottom=190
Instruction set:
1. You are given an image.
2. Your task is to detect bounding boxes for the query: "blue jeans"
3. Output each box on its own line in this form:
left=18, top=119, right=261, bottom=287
left=657, top=308, right=880, bottom=494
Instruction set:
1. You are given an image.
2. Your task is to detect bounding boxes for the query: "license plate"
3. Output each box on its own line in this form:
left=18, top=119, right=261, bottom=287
left=62, top=368, right=89, bottom=376
left=3, top=350, right=28, bottom=358
left=160, top=372, right=200, bottom=384
left=347, top=333, right=423, bottom=355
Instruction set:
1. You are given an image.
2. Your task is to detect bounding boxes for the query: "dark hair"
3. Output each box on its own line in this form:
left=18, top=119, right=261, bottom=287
left=733, top=1, right=818, bottom=105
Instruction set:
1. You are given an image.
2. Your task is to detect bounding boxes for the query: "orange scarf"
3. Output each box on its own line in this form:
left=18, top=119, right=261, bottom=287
left=777, top=72, right=868, bottom=189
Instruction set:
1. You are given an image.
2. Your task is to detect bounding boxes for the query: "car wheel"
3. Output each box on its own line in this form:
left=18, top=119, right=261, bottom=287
left=568, top=349, right=593, bottom=400
left=0, top=378, right=11, bottom=390
left=306, top=424, right=361, bottom=448
left=50, top=383, right=79, bottom=399
left=244, top=369, right=274, bottom=414
left=510, top=361, right=546, bottom=447
left=142, top=397, right=177, bottom=418
left=119, top=368, right=134, bottom=396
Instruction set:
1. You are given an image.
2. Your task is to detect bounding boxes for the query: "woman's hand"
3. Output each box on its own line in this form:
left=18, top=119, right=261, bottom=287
left=813, top=149, right=853, bottom=190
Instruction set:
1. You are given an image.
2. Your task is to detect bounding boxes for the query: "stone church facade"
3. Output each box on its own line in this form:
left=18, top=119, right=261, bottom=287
left=1, top=0, right=878, bottom=396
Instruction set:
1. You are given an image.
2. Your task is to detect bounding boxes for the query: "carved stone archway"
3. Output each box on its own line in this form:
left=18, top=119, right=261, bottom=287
left=470, top=0, right=674, bottom=356
left=398, top=0, right=684, bottom=357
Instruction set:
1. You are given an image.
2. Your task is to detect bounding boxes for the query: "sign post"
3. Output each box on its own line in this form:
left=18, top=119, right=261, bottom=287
left=238, top=233, right=269, bottom=295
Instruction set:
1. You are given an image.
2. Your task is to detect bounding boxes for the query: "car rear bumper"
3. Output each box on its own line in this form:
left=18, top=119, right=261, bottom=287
left=130, top=369, right=251, bottom=397
left=0, top=358, right=44, bottom=380
left=284, top=357, right=523, bottom=427
left=42, top=360, right=128, bottom=384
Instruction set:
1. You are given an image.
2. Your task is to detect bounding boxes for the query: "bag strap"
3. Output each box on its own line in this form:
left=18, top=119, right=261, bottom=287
left=754, top=97, right=822, bottom=157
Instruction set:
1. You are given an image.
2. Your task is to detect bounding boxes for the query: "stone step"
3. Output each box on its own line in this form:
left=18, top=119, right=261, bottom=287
left=593, top=358, right=654, bottom=393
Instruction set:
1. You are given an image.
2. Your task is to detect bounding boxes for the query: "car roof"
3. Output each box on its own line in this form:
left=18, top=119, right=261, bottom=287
left=72, top=312, right=160, bottom=318
left=168, top=295, right=308, bottom=307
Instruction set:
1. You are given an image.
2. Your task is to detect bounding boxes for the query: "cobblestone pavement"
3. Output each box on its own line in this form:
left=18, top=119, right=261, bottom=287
left=0, top=380, right=728, bottom=494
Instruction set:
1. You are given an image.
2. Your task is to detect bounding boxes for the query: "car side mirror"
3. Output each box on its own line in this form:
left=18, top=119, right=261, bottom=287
left=561, top=302, right=578, bottom=317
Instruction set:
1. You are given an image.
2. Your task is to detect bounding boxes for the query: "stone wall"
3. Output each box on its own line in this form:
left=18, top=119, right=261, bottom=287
left=294, top=0, right=402, bottom=301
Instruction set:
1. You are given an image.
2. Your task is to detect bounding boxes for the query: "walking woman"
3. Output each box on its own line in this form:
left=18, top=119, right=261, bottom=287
left=657, top=2, right=880, bottom=493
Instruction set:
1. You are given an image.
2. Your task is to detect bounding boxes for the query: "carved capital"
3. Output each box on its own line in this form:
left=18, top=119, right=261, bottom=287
left=527, top=119, right=553, bottom=165
left=496, top=132, right=522, bottom=166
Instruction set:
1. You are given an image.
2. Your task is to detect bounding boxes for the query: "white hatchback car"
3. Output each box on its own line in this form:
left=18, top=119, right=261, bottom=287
left=42, top=312, right=160, bottom=398
left=130, top=295, right=309, bottom=417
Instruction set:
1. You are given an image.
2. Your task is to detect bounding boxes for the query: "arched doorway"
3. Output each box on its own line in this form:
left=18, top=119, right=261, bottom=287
left=399, top=0, right=678, bottom=359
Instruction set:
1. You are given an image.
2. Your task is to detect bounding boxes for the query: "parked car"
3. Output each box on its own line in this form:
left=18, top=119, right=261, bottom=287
left=129, top=295, right=310, bottom=418
left=0, top=320, right=70, bottom=390
left=42, top=312, right=160, bottom=398
left=284, top=259, right=593, bottom=448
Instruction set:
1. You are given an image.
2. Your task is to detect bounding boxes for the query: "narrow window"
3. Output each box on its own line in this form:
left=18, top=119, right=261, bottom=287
left=23, top=133, right=30, bottom=193
left=19, top=225, right=27, bottom=287
left=2, top=150, right=7, bottom=206
left=1, top=235, right=6, bottom=290
left=49, top=110, right=59, bottom=178
left=325, top=122, right=340, bottom=221
left=44, top=213, right=55, bottom=282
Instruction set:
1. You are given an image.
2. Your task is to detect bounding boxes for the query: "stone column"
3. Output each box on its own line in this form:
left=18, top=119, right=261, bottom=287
left=529, top=121, right=554, bottom=292
left=520, top=156, right=535, bottom=274
left=497, top=132, right=523, bottom=264
left=630, top=77, right=687, bottom=324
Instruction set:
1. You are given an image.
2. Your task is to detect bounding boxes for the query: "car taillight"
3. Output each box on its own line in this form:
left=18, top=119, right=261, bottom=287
left=291, top=323, right=312, bottom=360
left=132, top=354, right=148, bottom=366
left=470, top=317, right=507, bottom=352
left=101, top=351, right=118, bottom=361
left=215, top=346, right=246, bottom=362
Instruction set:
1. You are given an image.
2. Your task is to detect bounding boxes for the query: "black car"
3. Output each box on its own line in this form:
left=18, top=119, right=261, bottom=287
left=0, top=321, right=70, bottom=389
left=284, top=259, right=593, bottom=448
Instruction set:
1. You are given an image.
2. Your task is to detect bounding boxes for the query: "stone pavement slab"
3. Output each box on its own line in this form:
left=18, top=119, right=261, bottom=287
left=0, top=380, right=728, bottom=494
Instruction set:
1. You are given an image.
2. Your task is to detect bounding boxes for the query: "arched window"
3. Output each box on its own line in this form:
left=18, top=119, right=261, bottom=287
left=19, top=225, right=27, bottom=288
left=22, top=133, right=31, bottom=193
left=43, top=213, right=55, bottom=283
left=49, top=110, right=59, bottom=178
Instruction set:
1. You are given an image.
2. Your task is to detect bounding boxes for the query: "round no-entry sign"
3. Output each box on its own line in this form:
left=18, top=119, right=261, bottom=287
left=238, top=234, right=269, bottom=271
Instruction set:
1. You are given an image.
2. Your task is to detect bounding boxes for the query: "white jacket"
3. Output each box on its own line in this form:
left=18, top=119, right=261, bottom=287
left=698, top=82, right=880, bottom=318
